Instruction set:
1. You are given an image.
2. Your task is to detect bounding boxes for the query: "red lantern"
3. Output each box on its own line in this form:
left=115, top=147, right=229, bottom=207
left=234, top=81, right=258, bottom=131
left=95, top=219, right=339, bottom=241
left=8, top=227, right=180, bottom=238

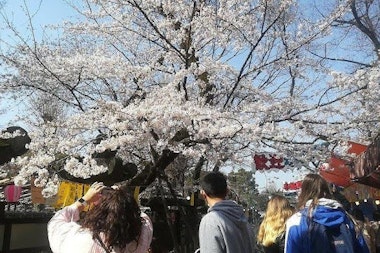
left=4, top=185, right=22, bottom=203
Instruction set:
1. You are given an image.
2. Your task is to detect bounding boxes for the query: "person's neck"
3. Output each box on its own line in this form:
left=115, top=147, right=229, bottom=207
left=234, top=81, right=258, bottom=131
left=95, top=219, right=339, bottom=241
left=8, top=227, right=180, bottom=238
left=206, top=197, right=224, bottom=207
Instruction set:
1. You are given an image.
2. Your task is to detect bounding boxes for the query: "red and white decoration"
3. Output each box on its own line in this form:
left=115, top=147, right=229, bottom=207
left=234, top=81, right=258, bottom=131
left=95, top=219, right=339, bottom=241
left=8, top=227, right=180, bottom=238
left=253, top=154, right=285, bottom=170
left=283, top=180, right=302, bottom=191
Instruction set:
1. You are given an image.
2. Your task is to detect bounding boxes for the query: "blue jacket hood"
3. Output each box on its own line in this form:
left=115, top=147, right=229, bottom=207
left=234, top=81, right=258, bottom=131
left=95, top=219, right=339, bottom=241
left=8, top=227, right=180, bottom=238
left=303, top=198, right=346, bottom=228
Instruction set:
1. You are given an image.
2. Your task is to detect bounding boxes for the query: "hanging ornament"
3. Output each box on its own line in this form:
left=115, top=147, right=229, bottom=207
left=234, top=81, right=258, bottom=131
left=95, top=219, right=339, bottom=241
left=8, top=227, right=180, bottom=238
left=4, top=184, right=22, bottom=203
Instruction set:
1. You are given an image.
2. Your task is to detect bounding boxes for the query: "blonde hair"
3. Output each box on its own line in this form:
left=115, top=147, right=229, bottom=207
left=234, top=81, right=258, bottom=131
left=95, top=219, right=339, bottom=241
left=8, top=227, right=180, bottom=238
left=257, top=195, right=294, bottom=247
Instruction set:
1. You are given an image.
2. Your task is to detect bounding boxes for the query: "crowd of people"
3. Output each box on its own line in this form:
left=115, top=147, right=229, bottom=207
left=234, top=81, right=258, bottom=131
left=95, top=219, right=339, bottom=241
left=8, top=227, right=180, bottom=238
left=257, top=173, right=380, bottom=253
left=46, top=171, right=380, bottom=253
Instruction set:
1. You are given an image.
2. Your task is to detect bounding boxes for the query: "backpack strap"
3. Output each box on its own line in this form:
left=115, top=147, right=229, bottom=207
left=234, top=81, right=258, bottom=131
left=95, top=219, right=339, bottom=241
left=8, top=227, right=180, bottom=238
left=301, top=208, right=315, bottom=252
left=95, top=233, right=112, bottom=253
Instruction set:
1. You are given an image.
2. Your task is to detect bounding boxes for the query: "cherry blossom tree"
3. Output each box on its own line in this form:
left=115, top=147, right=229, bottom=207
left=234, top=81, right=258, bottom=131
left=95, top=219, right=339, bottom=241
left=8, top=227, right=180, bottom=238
left=0, top=0, right=378, bottom=198
left=317, top=0, right=380, bottom=140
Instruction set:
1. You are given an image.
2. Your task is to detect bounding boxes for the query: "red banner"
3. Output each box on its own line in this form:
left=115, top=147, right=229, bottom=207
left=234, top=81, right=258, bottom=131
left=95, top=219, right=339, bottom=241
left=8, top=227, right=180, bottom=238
left=283, top=181, right=302, bottom=191
left=254, top=154, right=284, bottom=170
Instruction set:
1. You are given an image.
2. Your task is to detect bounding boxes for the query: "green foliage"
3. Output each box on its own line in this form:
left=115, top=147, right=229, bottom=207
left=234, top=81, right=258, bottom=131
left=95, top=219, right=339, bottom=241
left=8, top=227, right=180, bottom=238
left=227, top=168, right=259, bottom=208
left=227, top=169, right=285, bottom=212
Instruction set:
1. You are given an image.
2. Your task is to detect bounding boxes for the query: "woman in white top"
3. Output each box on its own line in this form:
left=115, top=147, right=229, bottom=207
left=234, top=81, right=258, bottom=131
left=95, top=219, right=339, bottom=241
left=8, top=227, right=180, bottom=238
left=48, top=182, right=153, bottom=253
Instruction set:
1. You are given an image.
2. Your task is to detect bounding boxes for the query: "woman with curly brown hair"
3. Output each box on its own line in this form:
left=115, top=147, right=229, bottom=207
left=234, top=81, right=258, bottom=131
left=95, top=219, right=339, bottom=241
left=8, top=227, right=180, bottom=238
left=48, top=182, right=153, bottom=253
left=257, top=194, right=295, bottom=253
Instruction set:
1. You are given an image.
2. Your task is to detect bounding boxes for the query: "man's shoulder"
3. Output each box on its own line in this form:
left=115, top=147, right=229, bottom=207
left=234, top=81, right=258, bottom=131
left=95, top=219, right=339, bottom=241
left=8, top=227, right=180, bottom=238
left=202, top=209, right=222, bottom=220
left=200, top=208, right=230, bottom=226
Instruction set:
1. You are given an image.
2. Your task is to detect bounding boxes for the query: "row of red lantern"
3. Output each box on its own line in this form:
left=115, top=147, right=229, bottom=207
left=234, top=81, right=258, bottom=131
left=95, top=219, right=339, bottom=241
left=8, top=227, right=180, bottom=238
left=283, top=181, right=302, bottom=191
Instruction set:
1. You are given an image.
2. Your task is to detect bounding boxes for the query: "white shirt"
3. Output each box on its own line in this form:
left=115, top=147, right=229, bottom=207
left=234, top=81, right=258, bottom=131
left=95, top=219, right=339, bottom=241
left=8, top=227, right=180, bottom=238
left=48, top=204, right=153, bottom=253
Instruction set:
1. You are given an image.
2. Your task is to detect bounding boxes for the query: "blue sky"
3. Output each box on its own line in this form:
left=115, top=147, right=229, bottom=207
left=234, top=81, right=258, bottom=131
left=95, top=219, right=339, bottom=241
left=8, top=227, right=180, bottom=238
left=0, top=0, right=76, bottom=129
left=2, top=0, right=75, bottom=28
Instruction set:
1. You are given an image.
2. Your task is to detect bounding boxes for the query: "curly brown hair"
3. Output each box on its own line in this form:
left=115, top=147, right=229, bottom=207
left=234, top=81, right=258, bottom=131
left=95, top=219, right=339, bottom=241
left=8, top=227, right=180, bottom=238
left=80, top=186, right=142, bottom=250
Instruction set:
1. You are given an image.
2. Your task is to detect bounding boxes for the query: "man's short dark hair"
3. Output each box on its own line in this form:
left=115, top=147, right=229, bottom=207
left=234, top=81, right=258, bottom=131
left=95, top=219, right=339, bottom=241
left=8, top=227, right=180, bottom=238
left=200, top=171, right=227, bottom=198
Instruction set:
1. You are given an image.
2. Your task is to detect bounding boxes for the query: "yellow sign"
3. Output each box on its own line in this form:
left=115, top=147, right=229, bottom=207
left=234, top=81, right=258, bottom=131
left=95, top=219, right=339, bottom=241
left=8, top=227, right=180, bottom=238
left=47, top=181, right=143, bottom=211
left=134, top=186, right=140, bottom=204
left=53, top=181, right=91, bottom=210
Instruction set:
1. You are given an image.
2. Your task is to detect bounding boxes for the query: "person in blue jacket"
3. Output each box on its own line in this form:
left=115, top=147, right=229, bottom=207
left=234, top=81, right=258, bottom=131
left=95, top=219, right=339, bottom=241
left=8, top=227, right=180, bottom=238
left=284, top=173, right=369, bottom=253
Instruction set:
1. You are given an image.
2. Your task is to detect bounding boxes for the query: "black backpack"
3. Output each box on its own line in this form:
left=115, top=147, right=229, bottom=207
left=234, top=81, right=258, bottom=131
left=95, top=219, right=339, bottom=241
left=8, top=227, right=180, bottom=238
left=308, top=220, right=356, bottom=253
